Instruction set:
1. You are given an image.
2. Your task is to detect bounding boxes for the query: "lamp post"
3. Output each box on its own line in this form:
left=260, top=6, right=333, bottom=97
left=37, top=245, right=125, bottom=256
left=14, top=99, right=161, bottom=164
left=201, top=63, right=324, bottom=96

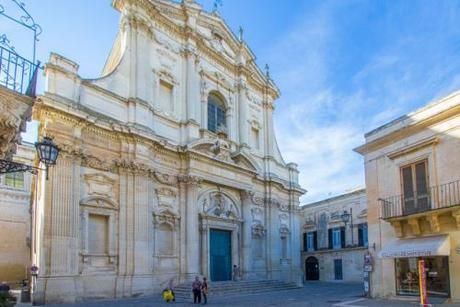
left=341, top=208, right=354, bottom=247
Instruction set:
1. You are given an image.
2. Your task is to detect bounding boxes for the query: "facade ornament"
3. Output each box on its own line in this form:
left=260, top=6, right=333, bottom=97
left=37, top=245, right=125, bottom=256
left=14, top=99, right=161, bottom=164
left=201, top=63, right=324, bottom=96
left=279, top=225, right=290, bottom=236
left=251, top=223, right=265, bottom=238
left=203, top=191, right=239, bottom=220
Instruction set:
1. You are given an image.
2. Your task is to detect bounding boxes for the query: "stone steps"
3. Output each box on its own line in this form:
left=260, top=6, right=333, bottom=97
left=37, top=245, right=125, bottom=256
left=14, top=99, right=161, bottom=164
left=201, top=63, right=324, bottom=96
left=173, top=280, right=300, bottom=301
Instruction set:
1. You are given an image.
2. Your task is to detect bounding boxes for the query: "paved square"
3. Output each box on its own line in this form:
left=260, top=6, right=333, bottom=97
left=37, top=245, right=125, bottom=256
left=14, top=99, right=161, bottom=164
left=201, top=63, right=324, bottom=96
left=44, top=282, right=459, bottom=307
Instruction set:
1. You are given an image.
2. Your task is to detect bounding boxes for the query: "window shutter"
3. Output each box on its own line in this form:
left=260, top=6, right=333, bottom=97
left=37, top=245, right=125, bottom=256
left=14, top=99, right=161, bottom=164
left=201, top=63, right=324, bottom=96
left=358, top=225, right=364, bottom=247
left=340, top=227, right=345, bottom=248
left=313, top=231, right=318, bottom=250
left=303, top=233, right=307, bottom=251
left=328, top=228, right=333, bottom=249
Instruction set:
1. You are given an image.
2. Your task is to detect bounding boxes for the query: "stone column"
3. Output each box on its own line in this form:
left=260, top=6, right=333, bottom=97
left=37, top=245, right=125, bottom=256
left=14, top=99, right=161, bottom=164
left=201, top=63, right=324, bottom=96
left=200, top=222, right=209, bottom=278
left=178, top=179, right=187, bottom=282
left=182, top=176, right=201, bottom=278
left=238, top=81, right=249, bottom=147
left=133, top=173, right=150, bottom=276
left=185, top=49, right=198, bottom=123
left=38, top=153, right=81, bottom=303
left=240, top=190, right=253, bottom=279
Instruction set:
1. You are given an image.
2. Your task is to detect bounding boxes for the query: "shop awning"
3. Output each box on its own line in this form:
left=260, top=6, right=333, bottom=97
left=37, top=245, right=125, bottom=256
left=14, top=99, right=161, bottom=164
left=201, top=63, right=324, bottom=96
left=378, top=235, right=450, bottom=258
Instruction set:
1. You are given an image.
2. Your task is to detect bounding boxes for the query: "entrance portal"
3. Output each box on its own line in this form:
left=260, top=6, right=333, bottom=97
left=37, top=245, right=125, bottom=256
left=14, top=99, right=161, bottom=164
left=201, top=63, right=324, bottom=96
left=305, top=256, right=319, bottom=280
left=210, top=229, right=232, bottom=281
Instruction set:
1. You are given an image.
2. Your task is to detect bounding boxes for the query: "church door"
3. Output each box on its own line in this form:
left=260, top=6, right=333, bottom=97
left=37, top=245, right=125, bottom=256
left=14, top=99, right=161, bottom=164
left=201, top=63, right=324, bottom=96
left=210, top=229, right=232, bottom=281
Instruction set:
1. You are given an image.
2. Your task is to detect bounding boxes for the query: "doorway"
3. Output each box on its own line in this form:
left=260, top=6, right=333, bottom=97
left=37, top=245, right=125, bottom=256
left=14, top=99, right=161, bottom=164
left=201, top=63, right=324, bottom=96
left=334, top=259, right=343, bottom=280
left=305, top=256, right=319, bottom=280
left=210, top=229, right=232, bottom=281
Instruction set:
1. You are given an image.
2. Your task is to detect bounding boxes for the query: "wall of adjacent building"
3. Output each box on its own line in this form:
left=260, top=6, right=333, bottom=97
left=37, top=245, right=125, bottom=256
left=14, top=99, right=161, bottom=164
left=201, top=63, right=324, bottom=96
left=301, top=189, right=368, bottom=282
left=0, top=143, right=35, bottom=286
left=358, top=91, right=460, bottom=302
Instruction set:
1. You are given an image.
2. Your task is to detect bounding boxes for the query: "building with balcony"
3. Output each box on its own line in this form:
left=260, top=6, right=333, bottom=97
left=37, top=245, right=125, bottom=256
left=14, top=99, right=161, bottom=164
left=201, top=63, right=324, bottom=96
left=355, top=90, right=460, bottom=302
left=0, top=142, right=35, bottom=286
left=301, top=189, right=368, bottom=282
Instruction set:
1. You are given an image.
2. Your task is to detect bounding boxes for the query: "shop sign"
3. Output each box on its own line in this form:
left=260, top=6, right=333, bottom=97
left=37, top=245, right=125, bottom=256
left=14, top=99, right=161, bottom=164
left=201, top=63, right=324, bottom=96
left=418, top=259, right=429, bottom=306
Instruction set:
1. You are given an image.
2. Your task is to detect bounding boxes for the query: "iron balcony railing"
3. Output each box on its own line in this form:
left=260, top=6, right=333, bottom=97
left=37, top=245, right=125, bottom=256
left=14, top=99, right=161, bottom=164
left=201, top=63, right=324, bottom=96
left=0, top=45, right=39, bottom=97
left=379, top=179, right=460, bottom=219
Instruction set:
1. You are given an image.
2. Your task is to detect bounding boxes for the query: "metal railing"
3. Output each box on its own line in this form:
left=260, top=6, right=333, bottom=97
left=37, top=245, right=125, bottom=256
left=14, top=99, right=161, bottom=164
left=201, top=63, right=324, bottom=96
left=379, top=179, right=460, bottom=219
left=0, top=45, right=39, bottom=97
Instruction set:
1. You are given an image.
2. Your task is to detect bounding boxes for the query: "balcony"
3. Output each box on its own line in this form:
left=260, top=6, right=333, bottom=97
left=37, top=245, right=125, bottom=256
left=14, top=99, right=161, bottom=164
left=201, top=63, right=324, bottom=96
left=0, top=45, right=39, bottom=159
left=379, top=180, right=460, bottom=219
left=379, top=180, right=460, bottom=236
left=0, top=45, right=39, bottom=97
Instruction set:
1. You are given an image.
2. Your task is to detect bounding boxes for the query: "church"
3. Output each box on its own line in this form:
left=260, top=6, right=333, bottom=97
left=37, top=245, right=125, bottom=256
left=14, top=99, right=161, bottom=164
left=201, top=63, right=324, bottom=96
left=31, top=0, right=305, bottom=303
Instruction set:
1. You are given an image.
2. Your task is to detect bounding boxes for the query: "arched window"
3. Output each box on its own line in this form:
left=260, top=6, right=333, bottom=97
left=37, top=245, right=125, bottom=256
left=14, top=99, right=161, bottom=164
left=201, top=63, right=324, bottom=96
left=207, top=93, right=226, bottom=133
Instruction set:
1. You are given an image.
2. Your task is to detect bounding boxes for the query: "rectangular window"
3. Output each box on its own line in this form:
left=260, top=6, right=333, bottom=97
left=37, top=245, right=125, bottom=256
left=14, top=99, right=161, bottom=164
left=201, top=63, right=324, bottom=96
left=358, top=223, right=368, bottom=247
left=88, top=214, right=109, bottom=255
left=251, top=128, right=260, bottom=150
left=332, top=227, right=342, bottom=250
left=159, top=80, right=173, bottom=112
left=306, top=231, right=317, bottom=252
left=401, top=160, right=429, bottom=215
left=4, top=172, right=24, bottom=189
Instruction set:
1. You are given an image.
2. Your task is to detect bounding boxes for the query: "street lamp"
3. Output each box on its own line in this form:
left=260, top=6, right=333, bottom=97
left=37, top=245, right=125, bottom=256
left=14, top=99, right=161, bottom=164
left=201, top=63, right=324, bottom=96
left=35, top=136, right=59, bottom=180
left=0, top=136, right=59, bottom=180
left=341, top=209, right=354, bottom=247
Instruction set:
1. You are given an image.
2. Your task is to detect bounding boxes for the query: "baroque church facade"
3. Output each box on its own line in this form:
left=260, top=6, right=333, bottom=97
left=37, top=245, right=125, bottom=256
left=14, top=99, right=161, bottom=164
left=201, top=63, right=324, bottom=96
left=31, top=0, right=305, bottom=303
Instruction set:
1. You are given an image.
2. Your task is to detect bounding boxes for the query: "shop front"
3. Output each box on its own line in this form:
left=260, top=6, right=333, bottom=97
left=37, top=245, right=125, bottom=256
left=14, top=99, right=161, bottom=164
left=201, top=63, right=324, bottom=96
left=379, top=235, right=451, bottom=298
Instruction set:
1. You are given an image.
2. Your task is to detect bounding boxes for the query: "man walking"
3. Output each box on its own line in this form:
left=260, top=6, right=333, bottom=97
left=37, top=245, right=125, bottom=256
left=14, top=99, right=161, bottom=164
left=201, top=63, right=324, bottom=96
left=192, top=276, right=202, bottom=304
left=202, top=277, right=209, bottom=305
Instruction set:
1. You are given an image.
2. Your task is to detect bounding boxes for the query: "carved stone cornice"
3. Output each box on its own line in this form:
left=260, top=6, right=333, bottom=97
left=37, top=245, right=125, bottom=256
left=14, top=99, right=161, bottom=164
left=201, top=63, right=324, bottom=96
left=178, top=174, right=202, bottom=186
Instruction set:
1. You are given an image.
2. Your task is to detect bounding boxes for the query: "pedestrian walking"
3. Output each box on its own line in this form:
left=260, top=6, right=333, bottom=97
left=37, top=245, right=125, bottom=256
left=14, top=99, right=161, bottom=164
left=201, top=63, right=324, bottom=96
left=201, top=277, right=208, bottom=305
left=192, top=276, right=202, bottom=304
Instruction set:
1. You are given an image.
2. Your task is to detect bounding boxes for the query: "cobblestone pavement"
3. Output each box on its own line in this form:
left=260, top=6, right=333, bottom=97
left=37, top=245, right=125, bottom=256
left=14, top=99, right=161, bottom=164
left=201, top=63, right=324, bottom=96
left=45, top=282, right=459, bottom=307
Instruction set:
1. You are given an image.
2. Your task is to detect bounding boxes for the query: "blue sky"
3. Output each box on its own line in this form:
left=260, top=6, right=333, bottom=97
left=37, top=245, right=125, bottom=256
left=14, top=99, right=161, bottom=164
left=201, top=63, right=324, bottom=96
left=3, top=0, right=460, bottom=203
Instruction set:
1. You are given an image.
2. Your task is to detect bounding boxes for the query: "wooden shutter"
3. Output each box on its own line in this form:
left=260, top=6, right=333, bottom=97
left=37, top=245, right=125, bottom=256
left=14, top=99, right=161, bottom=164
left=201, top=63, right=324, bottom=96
left=415, top=161, right=429, bottom=210
left=340, top=227, right=346, bottom=248
left=313, top=231, right=318, bottom=250
left=303, top=233, right=307, bottom=251
left=328, top=228, right=333, bottom=249
left=402, top=165, right=415, bottom=214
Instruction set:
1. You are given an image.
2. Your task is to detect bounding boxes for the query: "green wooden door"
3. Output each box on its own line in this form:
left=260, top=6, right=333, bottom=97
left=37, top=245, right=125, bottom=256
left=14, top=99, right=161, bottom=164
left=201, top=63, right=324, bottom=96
left=210, top=229, right=232, bottom=281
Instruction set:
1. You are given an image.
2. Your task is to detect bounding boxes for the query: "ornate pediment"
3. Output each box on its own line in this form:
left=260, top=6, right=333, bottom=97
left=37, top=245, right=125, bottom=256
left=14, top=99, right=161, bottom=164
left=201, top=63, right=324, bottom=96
left=153, top=208, right=180, bottom=226
left=80, top=195, right=118, bottom=210
left=84, top=173, right=116, bottom=198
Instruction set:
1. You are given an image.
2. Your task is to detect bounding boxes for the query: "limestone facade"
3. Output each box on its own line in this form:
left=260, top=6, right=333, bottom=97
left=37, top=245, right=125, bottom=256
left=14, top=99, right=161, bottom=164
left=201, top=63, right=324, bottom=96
left=0, top=143, right=35, bottom=285
left=30, top=0, right=305, bottom=304
left=355, top=90, right=460, bottom=302
left=301, top=189, right=368, bottom=282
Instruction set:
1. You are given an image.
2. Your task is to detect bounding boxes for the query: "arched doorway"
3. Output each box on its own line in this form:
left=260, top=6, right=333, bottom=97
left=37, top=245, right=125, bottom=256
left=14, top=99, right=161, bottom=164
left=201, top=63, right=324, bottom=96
left=305, top=256, right=319, bottom=281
